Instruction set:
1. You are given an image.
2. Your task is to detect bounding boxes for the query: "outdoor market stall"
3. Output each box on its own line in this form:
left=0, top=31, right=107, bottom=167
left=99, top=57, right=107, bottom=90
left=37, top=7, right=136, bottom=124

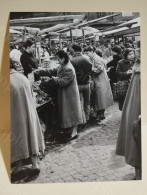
left=10, top=25, right=61, bottom=140
left=102, top=17, right=140, bottom=42
left=9, top=14, right=141, bottom=142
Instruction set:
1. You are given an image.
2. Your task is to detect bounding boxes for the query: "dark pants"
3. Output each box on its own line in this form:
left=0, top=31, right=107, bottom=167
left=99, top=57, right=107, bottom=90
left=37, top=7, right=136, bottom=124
left=118, top=97, right=125, bottom=111
left=78, top=84, right=90, bottom=121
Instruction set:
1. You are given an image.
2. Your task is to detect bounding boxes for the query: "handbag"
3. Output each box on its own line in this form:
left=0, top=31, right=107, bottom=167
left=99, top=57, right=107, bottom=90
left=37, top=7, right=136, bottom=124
left=113, top=80, right=130, bottom=100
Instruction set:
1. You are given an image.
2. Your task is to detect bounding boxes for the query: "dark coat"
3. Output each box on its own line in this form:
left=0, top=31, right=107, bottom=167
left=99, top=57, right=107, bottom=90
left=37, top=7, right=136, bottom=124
left=116, top=59, right=135, bottom=110
left=107, top=55, right=122, bottom=84
left=116, top=59, right=134, bottom=82
left=71, top=53, right=92, bottom=85
left=20, top=51, right=38, bottom=77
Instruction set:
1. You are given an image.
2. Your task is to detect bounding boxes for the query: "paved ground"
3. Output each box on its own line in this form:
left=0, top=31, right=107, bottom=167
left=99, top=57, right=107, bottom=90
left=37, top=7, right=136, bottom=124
left=27, top=102, right=134, bottom=183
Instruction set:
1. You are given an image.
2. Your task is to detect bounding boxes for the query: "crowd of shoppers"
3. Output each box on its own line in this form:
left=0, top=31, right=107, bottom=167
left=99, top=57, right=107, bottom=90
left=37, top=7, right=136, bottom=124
left=10, top=37, right=141, bottom=181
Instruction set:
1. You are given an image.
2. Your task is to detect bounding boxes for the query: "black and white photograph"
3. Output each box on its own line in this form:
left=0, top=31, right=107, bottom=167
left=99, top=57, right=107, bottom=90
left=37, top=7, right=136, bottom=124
left=9, top=12, right=141, bottom=184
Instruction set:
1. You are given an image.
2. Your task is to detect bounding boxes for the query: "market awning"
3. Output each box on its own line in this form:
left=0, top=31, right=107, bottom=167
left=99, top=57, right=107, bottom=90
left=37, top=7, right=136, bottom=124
left=57, top=13, right=121, bottom=33
left=10, top=15, right=85, bottom=29
left=103, top=17, right=140, bottom=37
left=117, top=17, right=140, bottom=28
left=113, top=27, right=140, bottom=37
left=39, top=24, right=69, bottom=35
left=104, top=27, right=128, bottom=35
left=65, top=27, right=99, bottom=37
left=10, top=29, right=22, bottom=34
left=10, top=26, right=40, bottom=34
left=39, top=19, right=83, bottom=35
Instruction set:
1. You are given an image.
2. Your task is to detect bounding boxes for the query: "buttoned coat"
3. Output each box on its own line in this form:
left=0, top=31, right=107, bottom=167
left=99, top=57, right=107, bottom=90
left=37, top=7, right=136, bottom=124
left=40, top=62, right=83, bottom=128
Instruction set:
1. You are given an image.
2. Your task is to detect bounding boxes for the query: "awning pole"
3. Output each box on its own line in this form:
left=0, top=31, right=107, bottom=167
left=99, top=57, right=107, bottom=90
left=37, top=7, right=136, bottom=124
left=23, top=27, right=26, bottom=42
left=82, top=29, right=85, bottom=44
left=70, top=28, right=73, bottom=44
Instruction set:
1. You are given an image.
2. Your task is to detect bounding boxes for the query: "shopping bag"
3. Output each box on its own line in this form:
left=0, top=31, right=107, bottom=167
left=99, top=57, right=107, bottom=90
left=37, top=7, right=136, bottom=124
left=113, top=80, right=130, bottom=100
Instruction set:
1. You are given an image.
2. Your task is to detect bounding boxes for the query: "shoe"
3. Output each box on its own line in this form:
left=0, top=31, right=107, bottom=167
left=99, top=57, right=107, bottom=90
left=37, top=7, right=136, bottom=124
left=97, top=121, right=103, bottom=125
left=11, top=169, right=24, bottom=180
left=96, top=115, right=101, bottom=121
left=78, top=124, right=87, bottom=131
left=23, top=168, right=40, bottom=182
left=30, top=168, right=40, bottom=177
left=11, top=168, right=30, bottom=181
left=99, top=116, right=105, bottom=120
left=66, top=134, right=78, bottom=142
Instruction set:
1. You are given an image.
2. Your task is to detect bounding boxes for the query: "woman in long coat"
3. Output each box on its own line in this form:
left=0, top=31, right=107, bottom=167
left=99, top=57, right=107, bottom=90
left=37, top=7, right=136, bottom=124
left=35, top=50, right=82, bottom=140
left=10, top=59, right=45, bottom=177
left=116, top=55, right=141, bottom=179
left=84, top=46, right=114, bottom=121
left=116, top=48, right=135, bottom=110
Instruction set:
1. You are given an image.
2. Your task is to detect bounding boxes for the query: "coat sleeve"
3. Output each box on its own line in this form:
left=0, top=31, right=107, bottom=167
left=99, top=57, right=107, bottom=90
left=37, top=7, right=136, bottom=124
left=116, top=61, right=127, bottom=78
left=30, top=56, right=39, bottom=69
left=39, top=68, right=57, bottom=77
left=53, top=68, right=75, bottom=87
left=107, top=60, right=113, bottom=68
left=92, top=59, right=103, bottom=74
left=20, top=55, right=32, bottom=73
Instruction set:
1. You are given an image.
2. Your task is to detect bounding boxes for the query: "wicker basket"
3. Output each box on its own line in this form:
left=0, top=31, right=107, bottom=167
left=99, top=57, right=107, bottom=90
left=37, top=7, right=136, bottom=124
left=113, top=81, right=130, bottom=100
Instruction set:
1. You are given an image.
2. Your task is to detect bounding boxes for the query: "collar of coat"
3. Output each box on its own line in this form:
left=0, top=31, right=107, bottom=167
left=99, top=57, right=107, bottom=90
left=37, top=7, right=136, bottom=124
left=58, top=62, right=72, bottom=74
left=10, top=69, right=17, bottom=74
left=73, top=52, right=82, bottom=57
left=124, top=58, right=135, bottom=64
left=90, top=52, right=97, bottom=60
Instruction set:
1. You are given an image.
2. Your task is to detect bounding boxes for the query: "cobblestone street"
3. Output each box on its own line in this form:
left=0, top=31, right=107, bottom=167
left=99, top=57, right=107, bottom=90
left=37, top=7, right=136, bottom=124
left=26, top=102, right=134, bottom=183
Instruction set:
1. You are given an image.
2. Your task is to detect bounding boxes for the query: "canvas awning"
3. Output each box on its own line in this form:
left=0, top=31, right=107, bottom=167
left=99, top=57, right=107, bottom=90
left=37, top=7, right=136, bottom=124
left=65, top=27, right=99, bottom=37
left=103, top=17, right=140, bottom=37
left=10, top=26, right=40, bottom=34
left=10, top=29, right=22, bottom=34
left=10, top=15, right=85, bottom=29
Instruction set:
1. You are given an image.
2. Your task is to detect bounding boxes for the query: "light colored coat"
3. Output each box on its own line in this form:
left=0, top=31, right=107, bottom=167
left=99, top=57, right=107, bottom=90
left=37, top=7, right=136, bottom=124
left=54, top=62, right=83, bottom=128
left=41, top=62, right=83, bottom=128
left=10, top=69, right=45, bottom=164
left=91, top=53, right=114, bottom=110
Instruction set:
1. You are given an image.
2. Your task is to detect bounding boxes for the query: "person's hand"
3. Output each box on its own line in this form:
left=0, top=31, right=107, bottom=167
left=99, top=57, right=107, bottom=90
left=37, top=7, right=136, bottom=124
left=107, top=66, right=114, bottom=71
left=135, top=66, right=140, bottom=73
left=34, top=69, right=41, bottom=81
left=127, top=69, right=133, bottom=75
left=107, top=67, right=111, bottom=72
left=34, top=69, right=40, bottom=74
left=110, top=66, right=114, bottom=69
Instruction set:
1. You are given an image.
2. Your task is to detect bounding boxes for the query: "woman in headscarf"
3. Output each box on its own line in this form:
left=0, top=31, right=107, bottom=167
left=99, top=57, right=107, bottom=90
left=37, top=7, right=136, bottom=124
left=10, top=59, right=45, bottom=179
